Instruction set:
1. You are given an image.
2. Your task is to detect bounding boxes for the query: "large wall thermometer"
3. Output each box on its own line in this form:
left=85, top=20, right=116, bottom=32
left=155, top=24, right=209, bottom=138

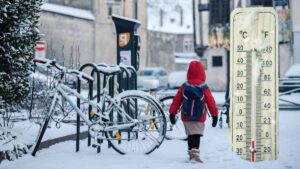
left=230, top=7, right=279, bottom=162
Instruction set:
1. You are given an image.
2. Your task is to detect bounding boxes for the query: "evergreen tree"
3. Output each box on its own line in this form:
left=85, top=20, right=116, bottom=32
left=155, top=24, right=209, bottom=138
left=0, top=0, right=42, bottom=105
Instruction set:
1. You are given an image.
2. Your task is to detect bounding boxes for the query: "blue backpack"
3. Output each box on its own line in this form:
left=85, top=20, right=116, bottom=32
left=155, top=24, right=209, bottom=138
left=182, top=82, right=208, bottom=121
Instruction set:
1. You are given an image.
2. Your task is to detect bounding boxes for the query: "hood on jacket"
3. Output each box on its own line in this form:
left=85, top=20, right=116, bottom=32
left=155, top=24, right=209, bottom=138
left=187, top=61, right=206, bottom=85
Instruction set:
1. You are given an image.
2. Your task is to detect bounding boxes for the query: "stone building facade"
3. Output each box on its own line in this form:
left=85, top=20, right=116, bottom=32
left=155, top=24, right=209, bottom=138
left=146, top=1, right=196, bottom=69
left=146, top=31, right=177, bottom=70
left=146, top=31, right=196, bottom=71
left=39, top=0, right=147, bottom=69
left=146, top=0, right=227, bottom=91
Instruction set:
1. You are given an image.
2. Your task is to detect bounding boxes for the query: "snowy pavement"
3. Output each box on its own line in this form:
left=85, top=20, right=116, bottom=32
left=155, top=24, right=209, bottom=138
left=1, top=110, right=300, bottom=169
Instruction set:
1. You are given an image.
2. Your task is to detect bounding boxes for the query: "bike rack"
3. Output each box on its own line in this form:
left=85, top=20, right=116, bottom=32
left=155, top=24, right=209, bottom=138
left=76, top=63, right=99, bottom=152
left=92, top=63, right=118, bottom=151
left=95, top=64, right=137, bottom=149
left=76, top=63, right=137, bottom=154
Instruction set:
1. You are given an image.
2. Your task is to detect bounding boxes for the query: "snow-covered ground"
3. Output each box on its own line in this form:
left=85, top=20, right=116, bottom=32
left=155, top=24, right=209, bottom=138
left=1, top=91, right=300, bottom=168
left=9, top=120, right=87, bottom=145
left=1, top=109, right=300, bottom=169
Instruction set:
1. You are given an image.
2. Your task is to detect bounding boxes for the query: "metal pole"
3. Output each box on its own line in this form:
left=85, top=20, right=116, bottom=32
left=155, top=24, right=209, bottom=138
left=226, top=49, right=230, bottom=100
left=76, top=78, right=81, bottom=152
left=88, top=81, right=93, bottom=147
left=199, top=0, right=203, bottom=46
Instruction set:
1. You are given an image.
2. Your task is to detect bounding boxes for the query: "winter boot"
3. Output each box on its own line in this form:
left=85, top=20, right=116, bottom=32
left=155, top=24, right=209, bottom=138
left=188, top=150, right=192, bottom=160
left=190, top=148, right=203, bottom=163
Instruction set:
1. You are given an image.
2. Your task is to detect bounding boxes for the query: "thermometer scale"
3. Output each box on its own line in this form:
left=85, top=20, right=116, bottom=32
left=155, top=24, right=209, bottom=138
left=229, top=7, right=279, bottom=162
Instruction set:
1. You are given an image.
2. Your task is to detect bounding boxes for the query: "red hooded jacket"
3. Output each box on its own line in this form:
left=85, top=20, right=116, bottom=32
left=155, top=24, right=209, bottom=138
left=169, top=61, right=218, bottom=122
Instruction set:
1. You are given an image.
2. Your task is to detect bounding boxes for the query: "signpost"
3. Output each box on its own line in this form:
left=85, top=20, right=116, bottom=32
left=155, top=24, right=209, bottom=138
left=35, top=41, right=46, bottom=58
left=230, top=7, right=279, bottom=162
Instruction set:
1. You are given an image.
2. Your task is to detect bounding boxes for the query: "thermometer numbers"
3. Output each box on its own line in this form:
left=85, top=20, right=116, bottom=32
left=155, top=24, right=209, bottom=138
left=263, top=74, right=272, bottom=81
left=237, top=83, right=244, bottom=90
left=261, top=46, right=273, bottom=53
left=238, top=108, right=243, bottom=115
left=263, top=102, right=271, bottom=109
left=237, top=45, right=244, bottom=52
left=263, top=117, right=271, bottom=124
left=263, top=88, right=271, bottom=95
left=263, top=146, right=272, bottom=153
left=236, top=134, right=244, bottom=142
left=265, top=132, right=270, bottom=138
left=237, top=147, right=243, bottom=155
left=237, top=58, right=245, bottom=64
left=237, top=96, right=245, bottom=102
left=262, top=60, right=273, bottom=67
left=236, top=121, right=245, bottom=129
left=237, top=70, right=245, bottom=77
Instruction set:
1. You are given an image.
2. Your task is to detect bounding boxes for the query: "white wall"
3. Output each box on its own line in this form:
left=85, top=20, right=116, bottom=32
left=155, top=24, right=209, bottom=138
left=203, top=48, right=227, bottom=91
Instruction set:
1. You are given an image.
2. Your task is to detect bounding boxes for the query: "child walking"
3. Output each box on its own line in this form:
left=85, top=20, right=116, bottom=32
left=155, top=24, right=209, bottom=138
left=169, top=61, right=219, bottom=163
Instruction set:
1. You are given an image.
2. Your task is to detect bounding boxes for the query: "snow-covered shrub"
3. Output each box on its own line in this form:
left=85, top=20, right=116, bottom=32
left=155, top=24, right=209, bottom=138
left=0, top=129, right=29, bottom=161
left=0, top=96, right=4, bottom=113
left=0, top=0, right=42, bottom=105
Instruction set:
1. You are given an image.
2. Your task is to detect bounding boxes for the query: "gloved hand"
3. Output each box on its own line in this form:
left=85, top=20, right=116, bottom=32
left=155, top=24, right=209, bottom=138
left=212, top=116, right=218, bottom=127
left=169, top=114, right=176, bottom=125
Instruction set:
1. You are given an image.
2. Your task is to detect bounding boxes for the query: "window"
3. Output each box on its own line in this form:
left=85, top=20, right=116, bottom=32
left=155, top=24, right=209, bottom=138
left=212, top=56, right=223, bottom=67
left=189, top=40, right=193, bottom=51
left=184, top=40, right=188, bottom=52
left=251, top=0, right=273, bottom=7
left=108, top=6, right=112, bottom=16
left=209, top=0, right=230, bottom=25
left=133, top=0, right=138, bottom=19
left=183, top=40, right=193, bottom=52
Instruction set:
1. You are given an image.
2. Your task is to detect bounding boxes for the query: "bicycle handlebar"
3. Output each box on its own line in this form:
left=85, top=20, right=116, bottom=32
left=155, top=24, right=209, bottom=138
left=33, top=57, right=94, bottom=82
left=33, top=57, right=65, bottom=72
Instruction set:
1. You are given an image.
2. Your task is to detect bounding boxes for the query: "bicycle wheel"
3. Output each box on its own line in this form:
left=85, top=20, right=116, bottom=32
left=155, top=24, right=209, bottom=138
left=105, top=90, right=166, bottom=154
left=159, top=95, right=187, bottom=140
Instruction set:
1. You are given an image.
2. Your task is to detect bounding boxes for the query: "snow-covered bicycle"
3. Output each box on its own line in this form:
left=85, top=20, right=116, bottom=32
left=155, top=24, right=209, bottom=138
left=31, top=58, right=166, bottom=155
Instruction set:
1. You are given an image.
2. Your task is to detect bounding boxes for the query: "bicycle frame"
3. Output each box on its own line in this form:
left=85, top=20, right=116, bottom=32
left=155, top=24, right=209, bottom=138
left=32, top=58, right=167, bottom=156
left=32, top=74, right=138, bottom=156
left=58, top=81, right=141, bottom=131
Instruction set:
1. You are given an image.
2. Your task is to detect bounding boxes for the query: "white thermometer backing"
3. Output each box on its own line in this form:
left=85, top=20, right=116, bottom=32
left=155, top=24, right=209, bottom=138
left=230, top=7, right=279, bottom=162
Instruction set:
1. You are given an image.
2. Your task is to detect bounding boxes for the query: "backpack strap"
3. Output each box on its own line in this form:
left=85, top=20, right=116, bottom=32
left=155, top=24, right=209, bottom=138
left=198, top=83, right=208, bottom=90
left=183, top=82, right=208, bottom=90
left=183, top=82, right=208, bottom=99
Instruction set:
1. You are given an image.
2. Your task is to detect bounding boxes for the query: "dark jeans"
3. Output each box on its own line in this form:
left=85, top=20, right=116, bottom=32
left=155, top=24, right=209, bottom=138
left=187, top=134, right=202, bottom=150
